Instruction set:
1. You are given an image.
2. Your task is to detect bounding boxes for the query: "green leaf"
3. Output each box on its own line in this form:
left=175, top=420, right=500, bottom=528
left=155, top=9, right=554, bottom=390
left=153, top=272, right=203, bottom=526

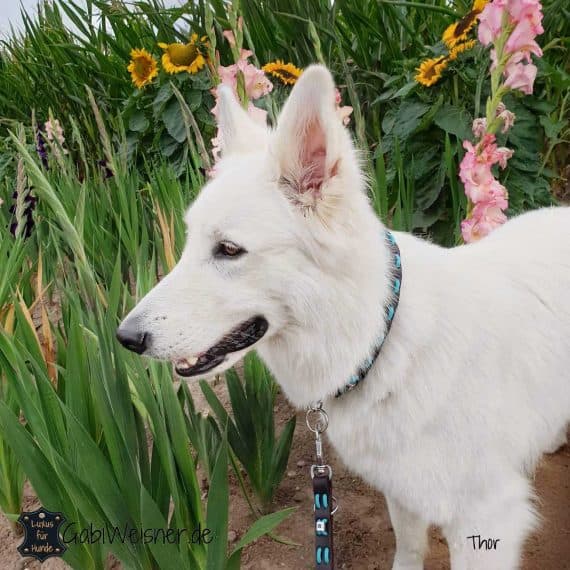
left=162, top=99, right=186, bottom=143
left=129, top=110, right=149, bottom=133
left=228, top=507, right=296, bottom=559
left=434, top=104, right=472, bottom=140
left=539, top=114, right=566, bottom=140
left=186, top=90, right=203, bottom=112
left=391, top=81, right=417, bottom=100
left=159, top=132, right=180, bottom=158
left=153, top=82, right=174, bottom=117
left=140, top=486, right=190, bottom=570
left=206, top=440, right=228, bottom=570
left=392, top=101, right=430, bottom=140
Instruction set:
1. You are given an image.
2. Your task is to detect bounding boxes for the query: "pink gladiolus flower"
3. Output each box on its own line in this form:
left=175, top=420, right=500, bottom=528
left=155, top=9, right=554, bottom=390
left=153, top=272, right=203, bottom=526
left=472, top=118, right=487, bottom=138
left=459, top=133, right=511, bottom=205
left=238, top=48, right=253, bottom=61
left=217, top=64, right=238, bottom=92
left=493, top=146, right=514, bottom=168
left=508, top=0, right=543, bottom=33
left=222, top=17, right=244, bottom=47
left=478, top=0, right=507, bottom=46
left=210, top=34, right=273, bottom=169
left=504, top=59, right=537, bottom=94
left=505, top=19, right=543, bottom=59
left=461, top=198, right=508, bottom=243
left=223, top=30, right=236, bottom=47
left=496, top=103, right=516, bottom=132
left=461, top=0, right=543, bottom=242
left=211, top=46, right=273, bottom=118
left=460, top=217, right=479, bottom=242
left=238, top=59, right=273, bottom=99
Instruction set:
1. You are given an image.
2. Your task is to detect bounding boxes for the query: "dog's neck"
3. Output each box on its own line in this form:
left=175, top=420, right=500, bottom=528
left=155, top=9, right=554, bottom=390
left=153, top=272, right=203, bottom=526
left=258, top=197, right=394, bottom=409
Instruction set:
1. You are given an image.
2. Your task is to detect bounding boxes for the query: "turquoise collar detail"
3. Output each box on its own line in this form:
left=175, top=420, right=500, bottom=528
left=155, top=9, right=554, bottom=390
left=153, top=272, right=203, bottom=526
left=335, top=230, right=402, bottom=398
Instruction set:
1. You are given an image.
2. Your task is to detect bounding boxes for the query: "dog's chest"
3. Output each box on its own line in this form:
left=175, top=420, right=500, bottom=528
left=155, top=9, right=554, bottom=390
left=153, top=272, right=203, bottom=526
left=324, top=395, right=404, bottom=491
left=322, top=392, right=457, bottom=523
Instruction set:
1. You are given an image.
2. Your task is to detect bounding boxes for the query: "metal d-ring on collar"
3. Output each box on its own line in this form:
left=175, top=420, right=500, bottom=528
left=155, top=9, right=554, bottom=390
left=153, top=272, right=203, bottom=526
left=306, top=230, right=402, bottom=569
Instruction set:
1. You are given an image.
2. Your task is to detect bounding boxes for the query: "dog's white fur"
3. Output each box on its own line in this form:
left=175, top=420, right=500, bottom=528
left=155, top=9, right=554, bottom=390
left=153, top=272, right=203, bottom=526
left=120, top=66, right=570, bottom=569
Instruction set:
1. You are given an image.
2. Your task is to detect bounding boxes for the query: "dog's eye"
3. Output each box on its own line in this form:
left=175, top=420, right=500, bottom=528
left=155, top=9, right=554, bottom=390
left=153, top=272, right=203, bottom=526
left=214, top=240, right=246, bottom=258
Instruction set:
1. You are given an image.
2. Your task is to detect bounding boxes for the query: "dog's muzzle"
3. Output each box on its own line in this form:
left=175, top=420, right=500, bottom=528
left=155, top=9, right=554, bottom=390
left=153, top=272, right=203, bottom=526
left=174, top=315, right=269, bottom=377
left=116, top=315, right=269, bottom=376
left=116, top=323, right=149, bottom=354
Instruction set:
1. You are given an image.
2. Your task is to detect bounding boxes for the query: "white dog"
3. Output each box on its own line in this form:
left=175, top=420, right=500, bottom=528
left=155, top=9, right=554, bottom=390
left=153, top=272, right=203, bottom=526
left=117, top=65, right=570, bottom=569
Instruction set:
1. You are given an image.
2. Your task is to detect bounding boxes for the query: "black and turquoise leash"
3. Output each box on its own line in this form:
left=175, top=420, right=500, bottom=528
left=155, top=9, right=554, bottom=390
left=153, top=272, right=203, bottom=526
left=307, top=230, right=402, bottom=569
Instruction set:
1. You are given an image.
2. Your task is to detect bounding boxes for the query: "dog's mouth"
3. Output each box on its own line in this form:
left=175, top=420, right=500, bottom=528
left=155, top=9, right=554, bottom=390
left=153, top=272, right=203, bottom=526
left=174, top=315, right=269, bottom=377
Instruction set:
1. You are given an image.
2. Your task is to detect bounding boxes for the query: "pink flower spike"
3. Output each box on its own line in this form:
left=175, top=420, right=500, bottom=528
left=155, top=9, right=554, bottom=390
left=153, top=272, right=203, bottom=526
left=472, top=118, right=487, bottom=138
left=508, top=0, right=544, bottom=34
left=223, top=30, right=236, bottom=47
left=222, top=17, right=244, bottom=48
left=504, top=61, right=537, bottom=95
left=505, top=19, right=543, bottom=59
left=218, top=64, right=238, bottom=90
left=494, top=147, right=514, bottom=169
left=238, top=49, right=253, bottom=62
left=461, top=217, right=479, bottom=243
left=498, top=108, right=516, bottom=133
left=237, top=60, right=273, bottom=99
left=478, top=1, right=507, bottom=46
left=462, top=199, right=508, bottom=243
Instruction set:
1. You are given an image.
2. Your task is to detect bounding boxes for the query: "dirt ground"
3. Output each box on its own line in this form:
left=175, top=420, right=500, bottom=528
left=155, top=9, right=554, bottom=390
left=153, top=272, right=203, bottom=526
left=1, top=386, right=569, bottom=570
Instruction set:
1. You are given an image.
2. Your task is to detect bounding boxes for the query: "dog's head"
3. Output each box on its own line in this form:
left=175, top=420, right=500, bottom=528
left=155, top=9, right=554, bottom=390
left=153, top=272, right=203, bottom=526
left=117, top=65, right=368, bottom=379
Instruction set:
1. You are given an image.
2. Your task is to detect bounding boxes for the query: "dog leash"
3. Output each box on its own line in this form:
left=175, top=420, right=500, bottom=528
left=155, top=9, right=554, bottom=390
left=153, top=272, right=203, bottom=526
left=305, top=230, right=402, bottom=569
left=307, top=403, right=336, bottom=569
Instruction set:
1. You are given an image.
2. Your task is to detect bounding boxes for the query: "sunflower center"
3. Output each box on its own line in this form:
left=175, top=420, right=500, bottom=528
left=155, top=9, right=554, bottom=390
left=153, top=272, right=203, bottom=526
left=456, top=11, right=478, bottom=36
left=134, top=57, right=152, bottom=77
left=167, top=44, right=199, bottom=66
left=276, top=69, right=297, bottom=81
left=424, top=63, right=439, bottom=79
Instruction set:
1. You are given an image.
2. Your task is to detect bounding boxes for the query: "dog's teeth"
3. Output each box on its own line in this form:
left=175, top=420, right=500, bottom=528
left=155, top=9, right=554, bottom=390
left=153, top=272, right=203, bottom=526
left=177, top=357, right=198, bottom=369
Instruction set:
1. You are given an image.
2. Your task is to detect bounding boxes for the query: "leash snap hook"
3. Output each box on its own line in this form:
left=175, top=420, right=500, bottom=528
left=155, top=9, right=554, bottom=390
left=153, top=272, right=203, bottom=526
left=306, top=404, right=329, bottom=435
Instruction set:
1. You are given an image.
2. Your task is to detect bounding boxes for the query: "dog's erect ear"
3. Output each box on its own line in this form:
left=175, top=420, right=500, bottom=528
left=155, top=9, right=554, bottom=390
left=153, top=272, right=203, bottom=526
left=273, top=65, right=343, bottom=207
left=216, top=86, right=267, bottom=156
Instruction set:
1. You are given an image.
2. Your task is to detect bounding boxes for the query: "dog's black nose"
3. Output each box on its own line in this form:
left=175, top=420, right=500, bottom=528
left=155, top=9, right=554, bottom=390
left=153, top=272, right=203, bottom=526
left=116, top=324, right=149, bottom=354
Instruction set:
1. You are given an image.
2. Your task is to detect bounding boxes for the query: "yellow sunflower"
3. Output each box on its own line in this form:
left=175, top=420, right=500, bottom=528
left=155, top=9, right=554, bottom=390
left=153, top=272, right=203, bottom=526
left=448, top=39, right=477, bottom=61
left=442, top=10, right=480, bottom=49
left=127, top=48, right=158, bottom=89
left=158, top=34, right=206, bottom=75
left=262, top=61, right=303, bottom=85
left=415, top=56, right=448, bottom=87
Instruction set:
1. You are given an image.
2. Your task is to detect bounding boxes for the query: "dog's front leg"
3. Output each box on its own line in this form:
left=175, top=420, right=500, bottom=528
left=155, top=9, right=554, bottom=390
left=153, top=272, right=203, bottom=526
left=386, top=496, right=428, bottom=570
left=443, top=474, right=537, bottom=570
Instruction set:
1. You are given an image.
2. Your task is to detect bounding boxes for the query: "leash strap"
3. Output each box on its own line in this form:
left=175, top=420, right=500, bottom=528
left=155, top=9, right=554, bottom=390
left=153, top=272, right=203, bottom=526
left=307, top=404, right=336, bottom=569
left=313, top=467, right=334, bottom=568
